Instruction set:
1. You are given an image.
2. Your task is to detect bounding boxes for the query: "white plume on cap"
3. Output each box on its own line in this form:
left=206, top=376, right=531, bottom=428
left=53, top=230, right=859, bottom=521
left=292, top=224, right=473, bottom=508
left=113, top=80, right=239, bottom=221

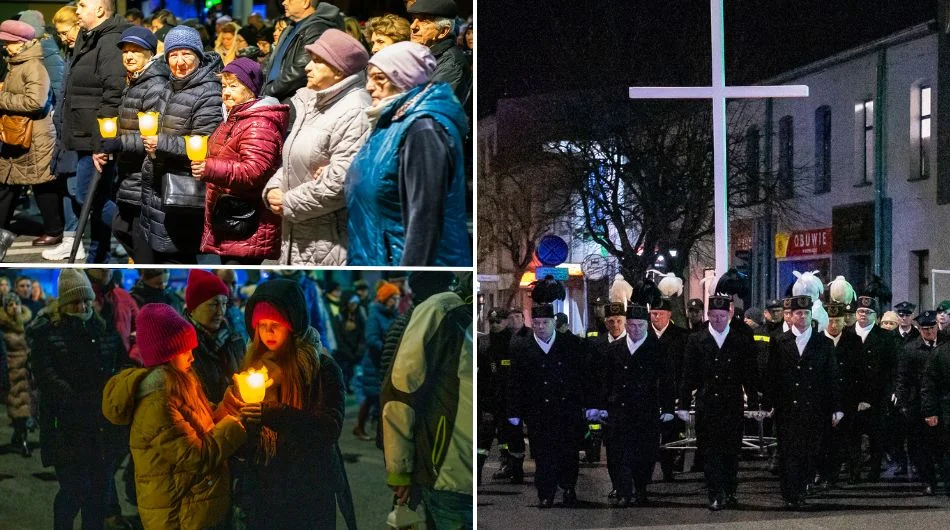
left=657, top=273, right=684, bottom=297
left=792, top=270, right=828, bottom=332
left=609, top=274, right=634, bottom=309
left=828, top=275, right=856, bottom=304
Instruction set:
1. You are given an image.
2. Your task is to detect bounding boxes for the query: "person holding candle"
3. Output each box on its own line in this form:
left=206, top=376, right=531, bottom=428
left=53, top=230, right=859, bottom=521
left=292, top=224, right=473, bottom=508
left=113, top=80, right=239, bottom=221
left=345, top=41, right=471, bottom=266
left=231, top=278, right=356, bottom=529
left=0, top=20, right=65, bottom=257
left=102, top=303, right=248, bottom=530
left=262, top=29, right=371, bottom=265
left=96, top=26, right=169, bottom=259
left=138, top=25, right=223, bottom=263
left=190, top=57, right=288, bottom=265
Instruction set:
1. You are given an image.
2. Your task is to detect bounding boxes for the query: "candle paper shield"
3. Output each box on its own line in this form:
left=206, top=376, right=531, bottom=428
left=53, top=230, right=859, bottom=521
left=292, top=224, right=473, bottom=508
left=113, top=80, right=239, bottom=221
left=138, top=112, right=159, bottom=136
left=185, top=135, right=208, bottom=162
left=97, top=117, right=118, bottom=138
left=235, top=366, right=269, bottom=403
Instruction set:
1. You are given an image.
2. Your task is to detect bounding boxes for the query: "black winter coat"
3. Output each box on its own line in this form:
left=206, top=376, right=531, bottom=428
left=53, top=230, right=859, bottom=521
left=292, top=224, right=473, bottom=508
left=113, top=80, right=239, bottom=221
left=922, top=344, right=950, bottom=433
left=430, top=37, right=471, bottom=105
left=506, top=332, right=591, bottom=425
left=478, top=328, right=513, bottom=415
left=261, top=3, right=344, bottom=102
left=840, top=325, right=898, bottom=412
left=128, top=281, right=185, bottom=314
left=765, top=330, right=841, bottom=425
left=26, top=305, right=130, bottom=468
left=599, top=335, right=675, bottom=419
left=679, top=327, right=759, bottom=453
left=654, top=323, right=689, bottom=401
left=898, top=337, right=939, bottom=419
left=51, top=55, right=77, bottom=177
left=190, top=318, right=246, bottom=404
left=61, top=15, right=131, bottom=152
left=103, top=59, right=170, bottom=206
left=140, top=52, right=223, bottom=255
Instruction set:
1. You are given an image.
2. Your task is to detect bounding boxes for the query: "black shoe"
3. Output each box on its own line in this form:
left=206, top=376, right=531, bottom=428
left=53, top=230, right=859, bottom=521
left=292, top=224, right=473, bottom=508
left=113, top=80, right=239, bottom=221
left=492, top=463, right=513, bottom=480
left=924, top=485, right=934, bottom=496
left=510, top=458, right=525, bottom=484
left=895, top=463, right=908, bottom=476
left=662, top=472, right=675, bottom=483
left=708, top=498, right=723, bottom=511
left=538, top=497, right=554, bottom=509
left=607, top=489, right=618, bottom=499
left=613, top=496, right=631, bottom=508
left=0, top=229, right=14, bottom=261
left=634, top=494, right=650, bottom=507
left=724, top=495, right=738, bottom=507
left=785, top=499, right=800, bottom=510
left=562, top=488, right=577, bottom=507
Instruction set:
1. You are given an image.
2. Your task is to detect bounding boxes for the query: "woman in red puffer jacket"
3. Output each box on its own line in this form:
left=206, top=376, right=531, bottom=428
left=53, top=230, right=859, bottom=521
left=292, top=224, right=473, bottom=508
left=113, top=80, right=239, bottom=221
left=191, top=57, right=289, bottom=264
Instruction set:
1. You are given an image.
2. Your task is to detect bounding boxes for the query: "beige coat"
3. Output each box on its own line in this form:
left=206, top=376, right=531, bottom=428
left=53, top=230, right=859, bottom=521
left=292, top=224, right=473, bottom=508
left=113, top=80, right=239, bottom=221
left=1, top=305, right=35, bottom=419
left=0, top=42, right=55, bottom=185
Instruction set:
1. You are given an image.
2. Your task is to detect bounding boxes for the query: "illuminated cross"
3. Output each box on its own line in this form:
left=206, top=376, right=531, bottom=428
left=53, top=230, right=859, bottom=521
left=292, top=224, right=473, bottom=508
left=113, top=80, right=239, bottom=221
left=628, top=0, right=809, bottom=277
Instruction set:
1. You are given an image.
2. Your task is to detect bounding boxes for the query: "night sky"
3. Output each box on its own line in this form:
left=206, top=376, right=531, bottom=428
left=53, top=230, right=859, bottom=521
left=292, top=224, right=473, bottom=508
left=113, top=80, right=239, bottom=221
left=479, top=0, right=936, bottom=115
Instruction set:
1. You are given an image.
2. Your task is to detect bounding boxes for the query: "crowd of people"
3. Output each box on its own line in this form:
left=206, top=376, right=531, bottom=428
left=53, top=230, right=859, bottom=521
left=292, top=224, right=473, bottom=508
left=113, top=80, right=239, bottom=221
left=478, top=272, right=950, bottom=512
left=0, top=0, right=473, bottom=266
left=0, top=267, right=473, bottom=528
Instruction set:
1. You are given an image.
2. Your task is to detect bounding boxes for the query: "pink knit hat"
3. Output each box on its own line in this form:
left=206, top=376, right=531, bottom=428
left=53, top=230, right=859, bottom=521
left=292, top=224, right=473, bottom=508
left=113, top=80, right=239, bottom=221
left=251, top=301, right=293, bottom=332
left=304, top=28, right=369, bottom=78
left=136, top=304, right=198, bottom=368
left=368, top=41, right=436, bottom=91
left=0, top=20, right=36, bottom=43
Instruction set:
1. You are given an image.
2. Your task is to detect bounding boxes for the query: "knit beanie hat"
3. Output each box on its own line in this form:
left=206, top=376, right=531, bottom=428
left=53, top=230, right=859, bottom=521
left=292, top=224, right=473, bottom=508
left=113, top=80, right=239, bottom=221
left=16, top=10, right=45, bottom=37
left=163, top=25, right=204, bottom=60
left=368, top=41, right=436, bottom=90
left=141, top=268, right=168, bottom=280
left=376, top=282, right=400, bottom=303
left=251, top=301, right=293, bottom=331
left=118, top=25, right=158, bottom=54
left=222, top=57, right=264, bottom=96
left=57, top=269, right=95, bottom=306
left=303, top=28, right=369, bottom=78
left=185, top=269, right=230, bottom=312
left=136, top=304, right=199, bottom=368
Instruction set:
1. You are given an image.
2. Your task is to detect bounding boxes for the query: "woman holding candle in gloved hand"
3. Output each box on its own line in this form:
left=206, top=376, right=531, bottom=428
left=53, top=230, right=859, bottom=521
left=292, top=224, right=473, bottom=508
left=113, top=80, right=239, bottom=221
left=230, top=278, right=356, bottom=529
left=102, top=303, right=247, bottom=530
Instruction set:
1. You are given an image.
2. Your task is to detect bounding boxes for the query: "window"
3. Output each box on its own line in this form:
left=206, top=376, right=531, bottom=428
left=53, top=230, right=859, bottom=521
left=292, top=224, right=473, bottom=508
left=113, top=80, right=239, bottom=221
left=859, top=99, right=874, bottom=186
left=920, top=85, right=931, bottom=180
left=778, top=115, right=794, bottom=198
left=814, top=106, right=831, bottom=194
left=745, top=125, right=760, bottom=203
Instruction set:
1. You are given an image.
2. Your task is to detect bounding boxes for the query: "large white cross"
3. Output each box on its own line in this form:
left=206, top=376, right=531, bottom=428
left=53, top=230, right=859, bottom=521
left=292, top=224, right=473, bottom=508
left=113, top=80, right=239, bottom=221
left=628, top=0, right=809, bottom=277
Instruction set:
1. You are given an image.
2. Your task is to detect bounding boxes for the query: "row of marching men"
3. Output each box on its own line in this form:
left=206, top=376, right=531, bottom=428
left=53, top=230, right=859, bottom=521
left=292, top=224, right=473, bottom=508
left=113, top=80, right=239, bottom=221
left=477, top=274, right=950, bottom=511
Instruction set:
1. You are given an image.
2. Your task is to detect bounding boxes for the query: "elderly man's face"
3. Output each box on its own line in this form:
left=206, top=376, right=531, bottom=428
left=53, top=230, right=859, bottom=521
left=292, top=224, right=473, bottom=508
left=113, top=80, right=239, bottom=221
left=605, top=315, right=625, bottom=338
left=791, top=309, right=811, bottom=333
left=708, top=309, right=730, bottom=333
left=650, top=309, right=671, bottom=331
left=626, top=318, right=648, bottom=342
left=410, top=16, right=446, bottom=47
left=856, top=308, right=875, bottom=328
left=533, top=317, right=555, bottom=342
left=921, top=325, right=939, bottom=343
left=827, top=317, right=844, bottom=337
left=898, top=313, right=914, bottom=328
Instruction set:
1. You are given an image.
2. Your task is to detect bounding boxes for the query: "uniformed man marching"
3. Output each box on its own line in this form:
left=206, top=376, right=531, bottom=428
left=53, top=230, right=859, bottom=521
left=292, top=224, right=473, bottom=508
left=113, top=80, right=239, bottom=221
left=922, top=318, right=950, bottom=497
left=507, top=278, right=590, bottom=508
left=582, top=301, right=627, bottom=468
left=677, top=295, right=760, bottom=511
left=477, top=308, right=526, bottom=485
left=895, top=301, right=920, bottom=345
left=650, top=297, right=689, bottom=482
left=816, top=302, right=859, bottom=488
left=841, top=295, right=899, bottom=483
left=897, top=310, right=941, bottom=495
left=764, top=295, right=843, bottom=509
left=594, top=303, right=674, bottom=507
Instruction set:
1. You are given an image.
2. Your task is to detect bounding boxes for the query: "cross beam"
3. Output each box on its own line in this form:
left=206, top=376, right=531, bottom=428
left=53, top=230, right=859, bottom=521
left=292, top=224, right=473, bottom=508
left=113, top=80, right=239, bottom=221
left=628, top=0, right=808, bottom=278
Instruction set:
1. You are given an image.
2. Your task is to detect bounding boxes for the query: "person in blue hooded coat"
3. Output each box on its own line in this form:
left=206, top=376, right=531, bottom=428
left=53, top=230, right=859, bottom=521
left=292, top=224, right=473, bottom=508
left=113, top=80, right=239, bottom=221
left=344, top=41, right=470, bottom=267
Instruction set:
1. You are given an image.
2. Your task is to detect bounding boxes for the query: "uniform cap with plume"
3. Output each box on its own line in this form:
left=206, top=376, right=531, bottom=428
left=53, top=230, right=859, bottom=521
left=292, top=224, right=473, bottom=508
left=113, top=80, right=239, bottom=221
left=530, top=275, right=566, bottom=304
left=706, top=268, right=750, bottom=299
left=792, top=270, right=828, bottom=333
left=633, top=278, right=662, bottom=309
left=828, top=275, right=856, bottom=304
left=861, top=275, right=892, bottom=307
left=609, top=274, right=634, bottom=310
left=657, top=273, right=684, bottom=297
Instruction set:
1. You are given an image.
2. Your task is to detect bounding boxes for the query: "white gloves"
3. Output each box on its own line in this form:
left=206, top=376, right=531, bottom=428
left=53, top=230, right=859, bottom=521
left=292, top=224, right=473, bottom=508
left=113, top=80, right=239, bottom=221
left=832, top=411, right=844, bottom=426
left=659, top=413, right=674, bottom=423
left=891, top=394, right=898, bottom=406
left=599, top=410, right=608, bottom=420
left=508, top=417, right=520, bottom=426
left=675, top=410, right=691, bottom=422
left=585, top=409, right=600, bottom=421
left=857, top=402, right=871, bottom=412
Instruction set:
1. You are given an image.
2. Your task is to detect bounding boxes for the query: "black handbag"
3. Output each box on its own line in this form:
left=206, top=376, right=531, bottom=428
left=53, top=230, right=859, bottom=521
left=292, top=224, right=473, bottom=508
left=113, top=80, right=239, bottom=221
left=162, top=173, right=206, bottom=211
left=211, top=194, right=259, bottom=239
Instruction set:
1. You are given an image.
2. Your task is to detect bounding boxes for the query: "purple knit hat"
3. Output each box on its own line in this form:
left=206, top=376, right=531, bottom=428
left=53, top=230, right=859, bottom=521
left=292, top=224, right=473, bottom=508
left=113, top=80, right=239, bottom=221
left=368, top=41, right=436, bottom=90
left=136, top=304, right=198, bottom=368
left=0, top=20, right=35, bottom=43
left=222, top=57, right=264, bottom=96
left=303, top=28, right=369, bottom=78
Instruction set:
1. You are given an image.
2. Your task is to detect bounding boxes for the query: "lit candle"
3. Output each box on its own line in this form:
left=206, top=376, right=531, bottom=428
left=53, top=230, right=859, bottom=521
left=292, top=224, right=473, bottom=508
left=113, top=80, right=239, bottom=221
left=97, top=117, right=118, bottom=138
left=137, top=112, right=159, bottom=136
left=236, top=367, right=269, bottom=404
left=184, top=135, right=208, bottom=162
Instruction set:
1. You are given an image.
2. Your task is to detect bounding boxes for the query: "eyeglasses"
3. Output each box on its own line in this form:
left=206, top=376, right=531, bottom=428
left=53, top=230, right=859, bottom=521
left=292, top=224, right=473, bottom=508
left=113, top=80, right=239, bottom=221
left=56, top=24, right=78, bottom=38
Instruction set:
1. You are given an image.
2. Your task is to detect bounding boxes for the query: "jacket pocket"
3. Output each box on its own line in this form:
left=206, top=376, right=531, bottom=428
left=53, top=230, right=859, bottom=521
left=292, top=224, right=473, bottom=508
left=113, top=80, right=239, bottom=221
left=430, top=414, right=448, bottom=468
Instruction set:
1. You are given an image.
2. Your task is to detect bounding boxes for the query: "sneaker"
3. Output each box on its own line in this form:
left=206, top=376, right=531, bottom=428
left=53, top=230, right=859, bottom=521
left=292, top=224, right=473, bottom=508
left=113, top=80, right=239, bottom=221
left=41, top=236, right=86, bottom=261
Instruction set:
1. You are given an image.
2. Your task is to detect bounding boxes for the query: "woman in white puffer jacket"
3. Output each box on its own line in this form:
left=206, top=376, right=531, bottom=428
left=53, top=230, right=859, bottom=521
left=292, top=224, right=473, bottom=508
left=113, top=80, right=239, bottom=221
left=263, top=29, right=371, bottom=265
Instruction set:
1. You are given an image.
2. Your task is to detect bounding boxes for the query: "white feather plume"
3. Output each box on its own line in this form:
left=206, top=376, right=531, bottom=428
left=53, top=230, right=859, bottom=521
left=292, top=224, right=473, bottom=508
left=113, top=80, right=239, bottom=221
left=609, top=274, right=634, bottom=309
left=792, top=270, right=828, bottom=332
left=657, top=273, right=684, bottom=297
left=828, top=275, right=856, bottom=304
